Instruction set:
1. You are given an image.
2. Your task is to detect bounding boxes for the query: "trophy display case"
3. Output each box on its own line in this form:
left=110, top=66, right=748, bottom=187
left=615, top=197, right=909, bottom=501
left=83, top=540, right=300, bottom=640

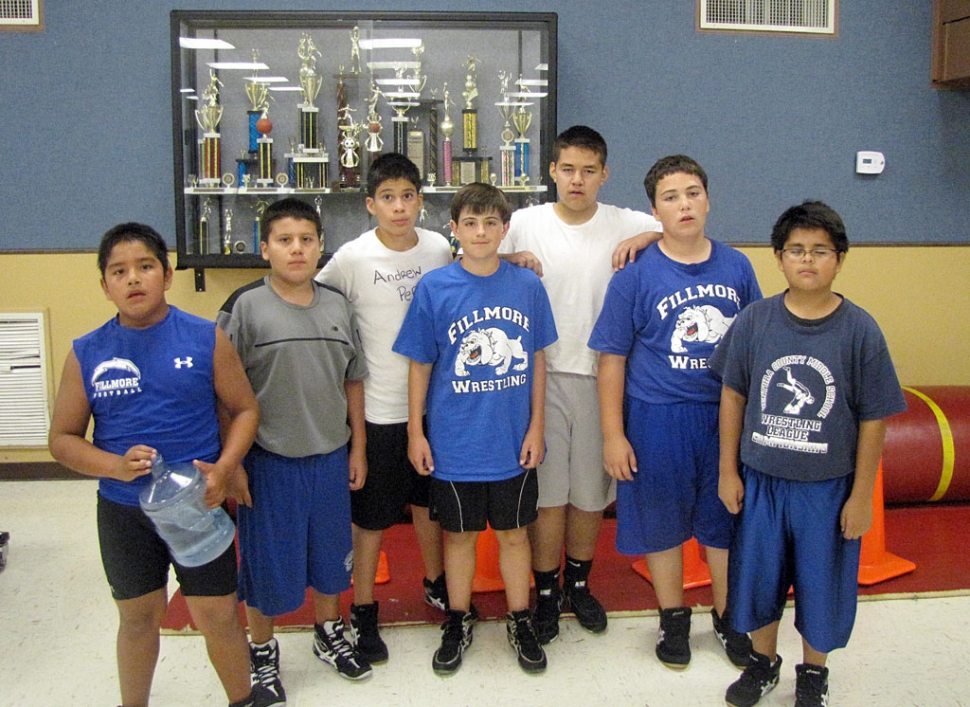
left=171, top=10, right=558, bottom=283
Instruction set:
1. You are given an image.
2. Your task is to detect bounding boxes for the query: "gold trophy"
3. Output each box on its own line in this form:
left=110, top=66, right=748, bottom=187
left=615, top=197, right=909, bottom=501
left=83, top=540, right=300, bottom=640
left=461, top=56, right=481, bottom=153
left=195, top=70, right=224, bottom=187
left=241, top=49, right=269, bottom=186
left=295, top=34, right=327, bottom=189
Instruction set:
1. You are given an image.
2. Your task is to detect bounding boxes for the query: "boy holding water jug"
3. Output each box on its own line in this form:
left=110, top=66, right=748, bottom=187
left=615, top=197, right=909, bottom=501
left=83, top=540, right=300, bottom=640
left=49, top=222, right=267, bottom=707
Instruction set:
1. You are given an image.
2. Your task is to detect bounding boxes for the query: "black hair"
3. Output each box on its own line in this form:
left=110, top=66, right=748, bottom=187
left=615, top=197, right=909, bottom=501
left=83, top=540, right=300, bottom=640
left=449, top=182, right=512, bottom=224
left=552, top=125, right=608, bottom=165
left=643, top=155, right=709, bottom=208
left=98, top=223, right=170, bottom=277
left=260, top=197, right=322, bottom=242
left=366, top=152, right=422, bottom=198
left=770, top=200, right=849, bottom=254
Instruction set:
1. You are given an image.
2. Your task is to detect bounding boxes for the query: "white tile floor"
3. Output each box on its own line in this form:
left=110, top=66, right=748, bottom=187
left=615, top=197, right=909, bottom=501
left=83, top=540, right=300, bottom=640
left=2, top=478, right=969, bottom=707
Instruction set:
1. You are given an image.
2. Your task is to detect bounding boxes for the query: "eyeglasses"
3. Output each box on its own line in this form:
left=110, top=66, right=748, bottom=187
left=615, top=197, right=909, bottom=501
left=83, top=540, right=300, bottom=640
left=781, top=247, right=839, bottom=260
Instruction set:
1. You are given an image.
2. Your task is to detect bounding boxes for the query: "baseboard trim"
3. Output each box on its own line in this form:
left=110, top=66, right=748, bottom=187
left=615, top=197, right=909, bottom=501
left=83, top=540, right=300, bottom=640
left=0, top=462, right=76, bottom=481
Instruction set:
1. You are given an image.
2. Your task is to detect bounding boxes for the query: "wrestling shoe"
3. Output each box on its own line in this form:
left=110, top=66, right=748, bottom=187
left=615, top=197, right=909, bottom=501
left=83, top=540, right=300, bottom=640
left=432, top=609, right=475, bottom=675
left=350, top=602, right=388, bottom=664
left=312, top=618, right=373, bottom=681
left=506, top=609, right=547, bottom=674
left=656, top=606, right=692, bottom=669
left=563, top=580, right=608, bottom=634
left=725, top=651, right=782, bottom=707
left=712, top=607, right=752, bottom=668
left=424, top=573, right=449, bottom=612
left=532, top=583, right=563, bottom=645
left=794, top=663, right=829, bottom=707
left=249, top=638, right=286, bottom=707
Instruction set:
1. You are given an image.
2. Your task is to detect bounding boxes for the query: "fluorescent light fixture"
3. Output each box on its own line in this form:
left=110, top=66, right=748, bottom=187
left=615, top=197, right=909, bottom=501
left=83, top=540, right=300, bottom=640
left=359, top=38, right=422, bottom=49
left=517, top=79, right=548, bottom=86
left=207, top=61, right=269, bottom=70
left=185, top=95, right=199, bottom=102
left=180, top=37, right=236, bottom=50
left=180, top=88, right=196, bottom=94
left=509, top=91, right=547, bottom=99
left=374, top=78, right=422, bottom=86
left=385, top=92, right=421, bottom=100
left=535, top=63, right=548, bottom=71
left=269, top=86, right=304, bottom=92
left=367, top=61, right=421, bottom=71
left=246, top=76, right=289, bottom=83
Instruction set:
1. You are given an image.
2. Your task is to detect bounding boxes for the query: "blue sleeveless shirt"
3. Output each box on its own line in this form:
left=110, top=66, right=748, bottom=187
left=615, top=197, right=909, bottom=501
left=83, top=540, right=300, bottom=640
left=73, top=306, right=221, bottom=506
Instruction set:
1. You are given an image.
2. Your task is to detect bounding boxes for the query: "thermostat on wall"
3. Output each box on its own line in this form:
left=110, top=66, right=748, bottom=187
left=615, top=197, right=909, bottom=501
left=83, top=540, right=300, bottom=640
left=856, top=151, right=885, bottom=175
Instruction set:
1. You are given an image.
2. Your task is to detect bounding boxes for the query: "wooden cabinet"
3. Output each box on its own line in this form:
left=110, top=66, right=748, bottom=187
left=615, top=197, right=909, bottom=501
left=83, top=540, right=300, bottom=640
left=932, top=0, right=970, bottom=88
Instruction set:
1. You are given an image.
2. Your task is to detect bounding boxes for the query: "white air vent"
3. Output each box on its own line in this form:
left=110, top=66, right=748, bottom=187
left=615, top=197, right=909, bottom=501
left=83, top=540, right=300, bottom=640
left=699, top=0, right=836, bottom=35
left=0, top=313, right=51, bottom=446
left=0, top=0, right=42, bottom=30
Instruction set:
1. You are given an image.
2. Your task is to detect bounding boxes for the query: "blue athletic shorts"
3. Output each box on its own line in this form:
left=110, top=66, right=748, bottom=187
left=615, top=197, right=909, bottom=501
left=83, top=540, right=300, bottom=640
left=615, top=398, right=733, bottom=555
left=97, top=493, right=238, bottom=601
left=728, top=466, right=861, bottom=654
left=237, top=444, right=353, bottom=616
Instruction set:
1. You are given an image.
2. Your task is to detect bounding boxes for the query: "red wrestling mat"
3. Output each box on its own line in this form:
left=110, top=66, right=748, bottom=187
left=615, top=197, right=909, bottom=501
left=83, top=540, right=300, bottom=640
left=160, top=503, right=970, bottom=632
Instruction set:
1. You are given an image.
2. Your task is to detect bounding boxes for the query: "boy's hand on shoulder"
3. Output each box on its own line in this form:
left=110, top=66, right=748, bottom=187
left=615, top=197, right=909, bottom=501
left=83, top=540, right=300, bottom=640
left=718, top=466, right=745, bottom=515
left=502, top=251, right=543, bottom=277
left=612, top=231, right=661, bottom=271
left=117, top=445, right=156, bottom=482
left=840, top=493, right=874, bottom=540
left=603, top=434, right=637, bottom=481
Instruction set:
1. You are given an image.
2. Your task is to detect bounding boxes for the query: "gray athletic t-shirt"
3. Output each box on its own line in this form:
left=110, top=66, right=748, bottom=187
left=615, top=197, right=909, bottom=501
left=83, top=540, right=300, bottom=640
left=218, top=277, right=368, bottom=458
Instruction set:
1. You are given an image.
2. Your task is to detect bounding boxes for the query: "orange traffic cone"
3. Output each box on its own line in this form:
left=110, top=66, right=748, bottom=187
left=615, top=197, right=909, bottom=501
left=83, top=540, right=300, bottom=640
left=857, top=460, right=916, bottom=586
left=632, top=537, right=712, bottom=589
left=375, top=550, right=391, bottom=585
left=351, top=550, right=391, bottom=586
left=472, top=525, right=505, bottom=593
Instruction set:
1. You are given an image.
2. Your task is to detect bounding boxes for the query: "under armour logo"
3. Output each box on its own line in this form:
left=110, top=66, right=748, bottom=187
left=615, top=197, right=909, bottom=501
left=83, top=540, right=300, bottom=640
left=174, top=357, right=194, bottom=369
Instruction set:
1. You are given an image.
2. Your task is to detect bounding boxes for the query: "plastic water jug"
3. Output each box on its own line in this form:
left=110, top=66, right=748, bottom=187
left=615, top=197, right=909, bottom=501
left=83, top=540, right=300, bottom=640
left=138, top=454, right=236, bottom=567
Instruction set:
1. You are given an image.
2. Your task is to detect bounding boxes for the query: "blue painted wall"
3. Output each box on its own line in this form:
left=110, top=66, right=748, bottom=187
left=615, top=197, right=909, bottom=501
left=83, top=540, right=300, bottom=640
left=2, top=0, right=968, bottom=249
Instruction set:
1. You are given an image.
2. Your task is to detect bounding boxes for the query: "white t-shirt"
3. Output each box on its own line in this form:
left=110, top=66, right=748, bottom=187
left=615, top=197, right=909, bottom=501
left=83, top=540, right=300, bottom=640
left=501, top=202, right=662, bottom=376
left=316, top=227, right=453, bottom=423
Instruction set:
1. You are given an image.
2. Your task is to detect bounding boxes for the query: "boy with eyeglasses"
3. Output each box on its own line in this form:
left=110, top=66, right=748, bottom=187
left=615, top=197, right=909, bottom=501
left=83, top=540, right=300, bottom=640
left=709, top=200, right=906, bottom=707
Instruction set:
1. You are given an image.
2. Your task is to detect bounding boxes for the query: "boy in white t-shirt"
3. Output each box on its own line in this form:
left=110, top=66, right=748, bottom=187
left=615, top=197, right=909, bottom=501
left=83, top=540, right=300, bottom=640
left=315, top=153, right=453, bottom=663
left=500, top=125, right=661, bottom=643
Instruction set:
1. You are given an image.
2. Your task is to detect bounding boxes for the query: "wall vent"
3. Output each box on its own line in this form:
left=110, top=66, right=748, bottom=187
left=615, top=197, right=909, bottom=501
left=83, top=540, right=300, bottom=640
left=0, top=312, right=51, bottom=447
left=0, top=0, right=43, bottom=31
left=699, top=0, right=837, bottom=35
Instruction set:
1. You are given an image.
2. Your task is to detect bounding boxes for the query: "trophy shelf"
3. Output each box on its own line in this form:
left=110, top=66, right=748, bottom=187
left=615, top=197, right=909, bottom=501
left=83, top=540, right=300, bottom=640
left=172, top=11, right=558, bottom=285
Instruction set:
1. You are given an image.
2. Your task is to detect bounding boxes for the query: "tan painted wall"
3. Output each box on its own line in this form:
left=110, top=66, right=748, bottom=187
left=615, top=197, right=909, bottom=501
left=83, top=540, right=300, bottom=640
left=2, top=246, right=966, bottom=462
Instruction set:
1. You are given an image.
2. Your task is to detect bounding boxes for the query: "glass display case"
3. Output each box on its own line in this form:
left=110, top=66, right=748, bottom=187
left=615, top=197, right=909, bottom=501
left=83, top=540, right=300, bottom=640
left=171, top=10, right=558, bottom=284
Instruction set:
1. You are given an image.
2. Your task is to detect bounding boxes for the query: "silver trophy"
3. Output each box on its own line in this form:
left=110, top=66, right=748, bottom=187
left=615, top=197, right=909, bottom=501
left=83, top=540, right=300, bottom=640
left=349, top=26, right=362, bottom=75
left=440, top=83, right=455, bottom=185
left=496, top=71, right=517, bottom=187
